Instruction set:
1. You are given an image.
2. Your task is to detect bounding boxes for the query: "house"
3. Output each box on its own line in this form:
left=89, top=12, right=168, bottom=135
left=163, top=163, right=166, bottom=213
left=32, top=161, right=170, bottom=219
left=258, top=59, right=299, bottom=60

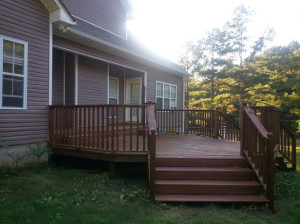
left=0, top=0, right=188, bottom=157
left=0, top=0, right=296, bottom=209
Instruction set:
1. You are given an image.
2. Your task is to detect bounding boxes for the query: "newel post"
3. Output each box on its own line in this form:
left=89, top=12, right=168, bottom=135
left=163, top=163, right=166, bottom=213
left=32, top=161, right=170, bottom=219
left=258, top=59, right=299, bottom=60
left=213, top=110, right=220, bottom=138
left=266, top=132, right=275, bottom=212
left=146, top=101, right=157, bottom=202
left=239, top=102, right=247, bottom=156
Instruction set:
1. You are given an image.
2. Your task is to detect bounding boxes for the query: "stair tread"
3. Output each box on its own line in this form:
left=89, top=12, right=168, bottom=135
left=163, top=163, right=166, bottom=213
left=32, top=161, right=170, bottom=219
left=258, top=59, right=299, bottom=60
left=156, top=180, right=261, bottom=186
left=156, top=155, right=246, bottom=159
left=156, top=167, right=252, bottom=172
left=155, top=194, right=269, bottom=202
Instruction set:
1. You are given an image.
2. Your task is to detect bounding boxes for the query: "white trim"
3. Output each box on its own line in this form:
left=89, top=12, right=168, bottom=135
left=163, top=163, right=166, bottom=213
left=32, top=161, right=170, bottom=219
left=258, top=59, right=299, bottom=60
left=49, top=23, right=53, bottom=105
left=74, top=54, right=78, bottom=105
left=108, top=77, right=119, bottom=104
left=72, top=15, right=127, bottom=40
left=125, top=77, right=142, bottom=105
left=123, top=68, right=126, bottom=104
left=41, top=0, right=76, bottom=25
left=182, top=76, right=185, bottom=109
left=144, top=72, right=147, bottom=103
left=156, top=81, right=177, bottom=109
left=53, top=45, right=147, bottom=74
left=107, top=64, right=110, bottom=104
left=0, top=35, right=28, bottom=109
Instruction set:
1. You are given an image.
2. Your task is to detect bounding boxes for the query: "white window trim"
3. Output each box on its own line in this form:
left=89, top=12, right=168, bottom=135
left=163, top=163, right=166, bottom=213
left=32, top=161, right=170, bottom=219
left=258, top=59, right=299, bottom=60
left=108, top=77, right=119, bottom=104
left=156, top=81, right=177, bottom=109
left=0, top=35, right=28, bottom=109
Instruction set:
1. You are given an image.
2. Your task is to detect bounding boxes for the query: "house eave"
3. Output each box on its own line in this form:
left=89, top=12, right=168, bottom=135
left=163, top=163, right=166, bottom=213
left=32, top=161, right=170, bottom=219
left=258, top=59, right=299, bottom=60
left=54, top=28, right=190, bottom=77
left=40, top=0, right=76, bottom=25
left=120, top=0, right=134, bottom=20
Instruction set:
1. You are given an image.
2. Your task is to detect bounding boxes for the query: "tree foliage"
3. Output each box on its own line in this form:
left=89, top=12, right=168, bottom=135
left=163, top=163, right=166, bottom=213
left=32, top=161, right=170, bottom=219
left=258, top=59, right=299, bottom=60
left=178, top=5, right=300, bottom=132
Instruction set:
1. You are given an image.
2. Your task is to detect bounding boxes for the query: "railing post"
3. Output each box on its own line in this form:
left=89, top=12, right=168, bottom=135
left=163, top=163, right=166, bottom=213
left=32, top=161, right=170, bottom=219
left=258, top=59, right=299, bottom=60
left=240, top=103, right=247, bottom=156
left=213, top=110, right=219, bottom=138
left=266, top=133, right=275, bottom=212
left=146, top=101, right=157, bottom=202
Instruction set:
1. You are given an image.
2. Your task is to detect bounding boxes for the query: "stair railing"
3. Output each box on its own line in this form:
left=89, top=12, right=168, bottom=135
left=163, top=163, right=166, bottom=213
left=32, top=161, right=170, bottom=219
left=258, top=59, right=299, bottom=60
left=146, top=102, right=157, bottom=201
left=217, top=111, right=240, bottom=141
left=251, top=106, right=297, bottom=171
left=240, top=104, right=275, bottom=211
left=279, top=121, right=297, bottom=171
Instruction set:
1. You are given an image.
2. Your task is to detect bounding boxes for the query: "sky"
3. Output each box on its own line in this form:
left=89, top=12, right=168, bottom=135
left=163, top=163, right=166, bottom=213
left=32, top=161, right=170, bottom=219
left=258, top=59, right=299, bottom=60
left=127, top=0, right=300, bottom=62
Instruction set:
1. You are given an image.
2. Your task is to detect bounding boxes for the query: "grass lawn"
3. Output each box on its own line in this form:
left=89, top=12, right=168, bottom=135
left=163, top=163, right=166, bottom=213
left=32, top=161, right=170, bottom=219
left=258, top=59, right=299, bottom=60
left=0, top=152, right=299, bottom=224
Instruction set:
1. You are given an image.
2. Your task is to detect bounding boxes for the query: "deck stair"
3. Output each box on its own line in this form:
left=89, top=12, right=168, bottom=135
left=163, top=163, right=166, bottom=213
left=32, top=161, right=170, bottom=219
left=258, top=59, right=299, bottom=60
left=154, top=155, right=269, bottom=203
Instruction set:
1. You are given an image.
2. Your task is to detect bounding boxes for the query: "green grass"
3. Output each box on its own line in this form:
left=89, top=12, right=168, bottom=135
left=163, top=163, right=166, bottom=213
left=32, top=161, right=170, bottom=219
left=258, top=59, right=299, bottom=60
left=0, top=158, right=300, bottom=224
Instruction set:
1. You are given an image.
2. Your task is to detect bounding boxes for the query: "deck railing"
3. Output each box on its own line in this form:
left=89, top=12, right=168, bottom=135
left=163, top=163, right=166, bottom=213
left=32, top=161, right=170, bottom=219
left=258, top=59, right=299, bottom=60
left=146, top=102, right=157, bottom=201
left=251, top=106, right=296, bottom=171
left=49, top=105, right=148, bottom=153
left=279, top=121, right=297, bottom=171
left=156, top=109, right=240, bottom=141
left=240, top=105, right=275, bottom=211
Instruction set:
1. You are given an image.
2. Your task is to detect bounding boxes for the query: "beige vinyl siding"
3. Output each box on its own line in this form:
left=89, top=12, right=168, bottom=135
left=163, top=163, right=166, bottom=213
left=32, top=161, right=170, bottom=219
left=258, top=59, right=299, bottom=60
left=53, top=36, right=184, bottom=109
left=77, top=56, right=108, bottom=105
left=62, top=0, right=126, bottom=38
left=65, top=52, right=75, bottom=105
left=52, top=49, right=64, bottom=105
left=0, top=0, right=49, bottom=145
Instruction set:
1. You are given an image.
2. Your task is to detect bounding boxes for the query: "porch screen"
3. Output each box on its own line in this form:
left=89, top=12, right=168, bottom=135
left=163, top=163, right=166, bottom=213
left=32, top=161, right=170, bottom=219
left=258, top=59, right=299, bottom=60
left=156, top=81, right=177, bottom=109
left=0, top=37, right=28, bottom=109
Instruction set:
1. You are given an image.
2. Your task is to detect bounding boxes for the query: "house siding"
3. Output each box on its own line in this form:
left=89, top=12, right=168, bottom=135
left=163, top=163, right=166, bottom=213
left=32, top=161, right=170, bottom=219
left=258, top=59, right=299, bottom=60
left=62, top=0, right=127, bottom=38
left=0, top=0, right=49, bottom=145
left=65, top=52, right=75, bottom=105
left=52, top=49, right=64, bottom=105
left=78, top=56, right=108, bottom=105
left=53, top=36, right=184, bottom=109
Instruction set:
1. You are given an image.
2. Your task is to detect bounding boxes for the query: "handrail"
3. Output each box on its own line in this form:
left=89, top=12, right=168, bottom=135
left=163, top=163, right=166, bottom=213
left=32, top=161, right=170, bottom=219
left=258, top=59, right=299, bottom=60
left=241, top=105, right=275, bottom=211
left=243, top=107, right=269, bottom=138
left=48, top=104, right=148, bottom=153
left=146, top=102, right=157, bottom=202
left=251, top=106, right=296, bottom=171
left=279, top=121, right=297, bottom=171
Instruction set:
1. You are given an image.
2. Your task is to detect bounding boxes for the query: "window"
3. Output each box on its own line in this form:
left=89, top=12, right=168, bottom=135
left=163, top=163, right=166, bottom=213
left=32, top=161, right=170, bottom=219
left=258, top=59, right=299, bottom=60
left=109, top=77, right=119, bottom=104
left=0, top=36, right=28, bottom=109
left=156, top=81, right=177, bottom=109
left=108, top=77, right=119, bottom=117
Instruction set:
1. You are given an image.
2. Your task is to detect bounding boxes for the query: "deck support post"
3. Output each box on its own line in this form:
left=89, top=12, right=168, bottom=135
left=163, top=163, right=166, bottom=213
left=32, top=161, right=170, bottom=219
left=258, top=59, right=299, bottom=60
left=266, top=133, right=275, bottom=213
left=109, top=161, right=116, bottom=177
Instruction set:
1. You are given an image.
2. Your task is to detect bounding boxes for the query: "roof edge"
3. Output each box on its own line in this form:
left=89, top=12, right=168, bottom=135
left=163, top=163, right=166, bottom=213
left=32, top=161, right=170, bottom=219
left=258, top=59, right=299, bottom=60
left=40, top=0, right=76, bottom=25
left=120, top=0, right=134, bottom=19
left=67, top=28, right=190, bottom=76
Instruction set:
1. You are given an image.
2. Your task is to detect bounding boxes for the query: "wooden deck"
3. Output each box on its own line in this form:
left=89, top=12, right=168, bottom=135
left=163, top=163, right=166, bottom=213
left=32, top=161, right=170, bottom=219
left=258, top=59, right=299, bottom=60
left=52, top=133, right=240, bottom=163
left=156, top=134, right=240, bottom=157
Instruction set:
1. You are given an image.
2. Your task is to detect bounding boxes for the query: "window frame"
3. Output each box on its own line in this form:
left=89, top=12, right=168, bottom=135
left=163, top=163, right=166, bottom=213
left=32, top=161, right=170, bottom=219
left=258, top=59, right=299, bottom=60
left=108, top=77, right=119, bottom=105
left=156, top=81, right=177, bottom=109
left=0, top=35, right=28, bottom=109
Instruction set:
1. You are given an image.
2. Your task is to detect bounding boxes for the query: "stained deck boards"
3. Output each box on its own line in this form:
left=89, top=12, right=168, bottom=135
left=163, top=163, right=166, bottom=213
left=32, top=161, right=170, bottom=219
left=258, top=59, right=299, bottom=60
left=156, top=134, right=240, bottom=156
left=51, top=133, right=240, bottom=162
